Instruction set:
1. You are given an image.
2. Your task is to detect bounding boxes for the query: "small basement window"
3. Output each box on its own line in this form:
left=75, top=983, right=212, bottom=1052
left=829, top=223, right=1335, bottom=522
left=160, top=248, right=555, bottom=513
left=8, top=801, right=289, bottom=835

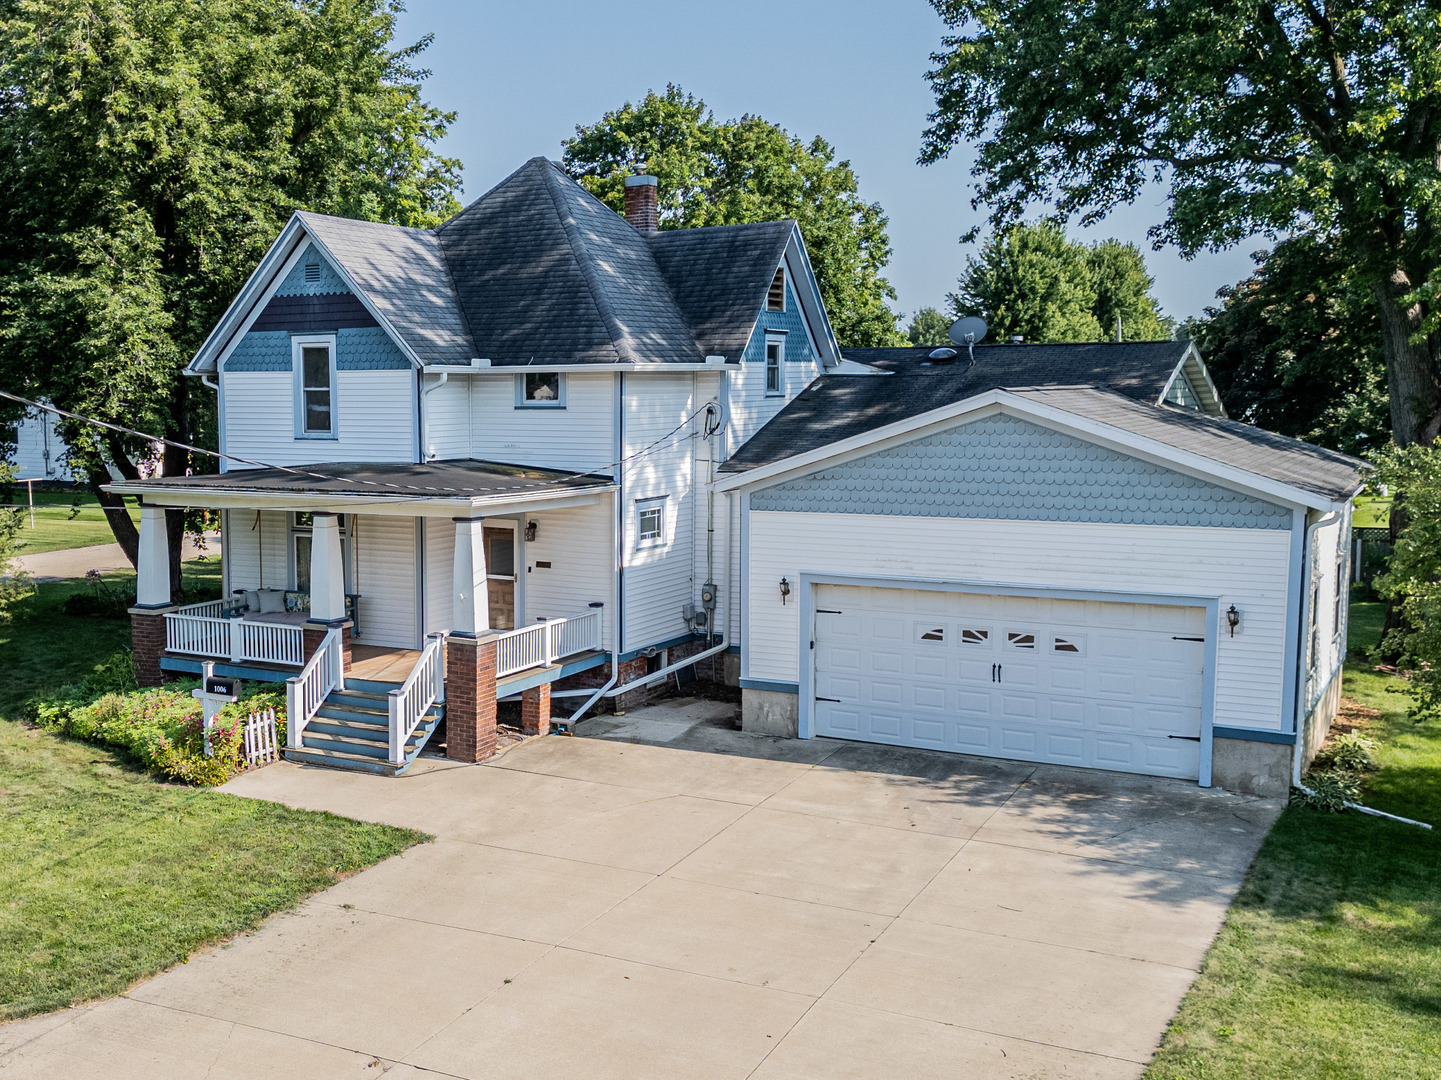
left=517, top=372, right=564, bottom=407
left=768, top=267, right=786, bottom=311
left=765, top=338, right=783, bottom=395
left=636, top=498, right=666, bottom=548
left=293, top=336, right=336, bottom=437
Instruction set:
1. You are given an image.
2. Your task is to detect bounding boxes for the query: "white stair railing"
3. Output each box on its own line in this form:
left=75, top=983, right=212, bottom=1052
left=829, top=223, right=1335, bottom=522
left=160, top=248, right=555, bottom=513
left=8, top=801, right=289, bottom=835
left=493, top=610, right=604, bottom=678
left=388, top=632, right=446, bottom=766
left=286, top=628, right=344, bottom=750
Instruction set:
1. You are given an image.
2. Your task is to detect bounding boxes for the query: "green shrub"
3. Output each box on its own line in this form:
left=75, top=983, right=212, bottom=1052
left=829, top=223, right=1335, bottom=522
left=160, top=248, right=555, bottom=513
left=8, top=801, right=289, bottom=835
left=24, top=653, right=287, bottom=786
left=1290, top=769, right=1362, bottom=813
left=1319, top=731, right=1379, bottom=772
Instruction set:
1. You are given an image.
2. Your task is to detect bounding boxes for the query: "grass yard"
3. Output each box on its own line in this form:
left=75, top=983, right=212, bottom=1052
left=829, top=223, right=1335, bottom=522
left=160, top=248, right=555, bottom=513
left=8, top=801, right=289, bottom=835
left=0, top=570, right=427, bottom=1021
left=5, top=489, right=140, bottom=556
left=1145, top=595, right=1441, bottom=1079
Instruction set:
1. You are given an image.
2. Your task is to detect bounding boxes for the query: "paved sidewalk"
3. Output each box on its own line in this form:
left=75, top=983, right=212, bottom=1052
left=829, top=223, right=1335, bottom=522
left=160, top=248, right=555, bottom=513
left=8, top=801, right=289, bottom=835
left=15, top=535, right=219, bottom=582
left=0, top=699, right=1281, bottom=1079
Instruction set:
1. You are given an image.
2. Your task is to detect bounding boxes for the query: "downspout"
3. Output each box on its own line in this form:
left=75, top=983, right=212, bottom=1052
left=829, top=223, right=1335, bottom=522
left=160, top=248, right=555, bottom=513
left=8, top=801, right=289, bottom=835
left=419, top=371, right=448, bottom=461
left=552, top=638, right=729, bottom=706
left=1290, top=509, right=1431, bottom=828
left=705, top=401, right=720, bottom=646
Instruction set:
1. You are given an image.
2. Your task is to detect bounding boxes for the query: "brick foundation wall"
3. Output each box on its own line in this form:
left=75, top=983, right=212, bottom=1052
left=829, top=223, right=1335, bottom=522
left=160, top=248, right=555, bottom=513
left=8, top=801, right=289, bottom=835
left=130, top=610, right=171, bottom=687
left=302, top=623, right=353, bottom=672
left=668, top=638, right=727, bottom=682
left=612, top=655, right=652, bottom=714
left=521, top=683, right=551, bottom=736
left=446, top=634, right=497, bottom=762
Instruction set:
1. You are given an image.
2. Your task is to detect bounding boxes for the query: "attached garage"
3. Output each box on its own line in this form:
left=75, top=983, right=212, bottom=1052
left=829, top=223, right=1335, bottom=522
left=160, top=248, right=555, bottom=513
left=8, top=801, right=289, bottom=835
left=716, top=343, right=1368, bottom=795
left=811, top=584, right=1208, bottom=780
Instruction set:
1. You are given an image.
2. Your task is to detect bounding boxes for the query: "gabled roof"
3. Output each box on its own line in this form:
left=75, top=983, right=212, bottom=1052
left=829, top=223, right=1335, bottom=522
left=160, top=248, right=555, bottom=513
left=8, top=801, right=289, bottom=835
left=295, top=213, right=474, bottom=366
left=437, top=158, right=701, bottom=366
left=648, top=220, right=795, bottom=360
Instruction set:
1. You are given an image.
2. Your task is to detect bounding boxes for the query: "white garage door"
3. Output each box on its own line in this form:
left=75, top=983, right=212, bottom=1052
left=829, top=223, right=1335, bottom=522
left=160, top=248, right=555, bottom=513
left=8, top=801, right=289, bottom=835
left=812, top=585, right=1206, bottom=779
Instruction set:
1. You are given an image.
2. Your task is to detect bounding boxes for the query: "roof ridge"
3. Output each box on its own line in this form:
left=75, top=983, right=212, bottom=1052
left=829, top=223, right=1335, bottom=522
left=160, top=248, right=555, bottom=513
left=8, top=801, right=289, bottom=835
left=539, top=161, right=628, bottom=364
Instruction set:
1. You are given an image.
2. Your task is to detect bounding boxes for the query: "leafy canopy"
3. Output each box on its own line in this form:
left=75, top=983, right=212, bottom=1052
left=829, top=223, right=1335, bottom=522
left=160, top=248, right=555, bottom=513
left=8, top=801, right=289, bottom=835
left=1182, top=237, right=1389, bottom=456
left=0, top=0, right=461, bottom=567
left=1372, top=445, right=1441, bottom=719
left=563, top=85, right=904, bottom=347
left=948, top=222, right=1170, bottom=343
left=921, top=0, right=1441, bottom=444
left=907, top=307, right=952, bottom=346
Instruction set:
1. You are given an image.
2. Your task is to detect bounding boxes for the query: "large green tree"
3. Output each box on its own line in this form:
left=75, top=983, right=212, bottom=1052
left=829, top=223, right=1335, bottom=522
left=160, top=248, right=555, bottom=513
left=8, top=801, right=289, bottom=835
left=921, top=0, right=1441, bottom=446
left=948, top=221, right=1170, bottom=343
left=907, top=306, right=952, bottom=346
left=563, top=85, right=904, bottom=347
left=1183, top=237, right=1389, bottom=455
left=0, top=0, right=460, bottom=593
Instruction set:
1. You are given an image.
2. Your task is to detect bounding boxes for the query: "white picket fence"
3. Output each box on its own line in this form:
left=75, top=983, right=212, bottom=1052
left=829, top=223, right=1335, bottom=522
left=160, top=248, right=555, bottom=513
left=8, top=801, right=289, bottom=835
left=242, top=707, right=280, bottom=766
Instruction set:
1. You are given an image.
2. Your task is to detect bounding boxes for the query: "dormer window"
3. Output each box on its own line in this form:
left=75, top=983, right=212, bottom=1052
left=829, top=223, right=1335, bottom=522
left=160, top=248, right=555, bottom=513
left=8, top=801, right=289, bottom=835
left=767, top=267, right=786, bottom=311
left=765, top=336, right=784, bottom=395
left=292, top=335, right=337, bottom=437
left=516, top=372, right=565, bottom=408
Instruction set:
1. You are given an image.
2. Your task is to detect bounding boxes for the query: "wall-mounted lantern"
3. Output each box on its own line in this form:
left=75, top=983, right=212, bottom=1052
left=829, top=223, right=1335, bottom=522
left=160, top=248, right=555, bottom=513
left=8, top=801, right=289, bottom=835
left=779, top=577, right=791, bottom=605
left=524, top=520, right=538, bottom=542
left=1226, top=604, right=1240, bottom=637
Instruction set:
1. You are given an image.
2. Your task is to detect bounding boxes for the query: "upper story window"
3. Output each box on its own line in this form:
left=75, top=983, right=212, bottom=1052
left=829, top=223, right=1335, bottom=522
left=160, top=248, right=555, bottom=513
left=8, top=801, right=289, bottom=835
left=516, top=372, right=565, bottom=408
left=765, top=337, right=784, bottom=396
left=767, top=267, right=786, bottom=311
left=636, top=497, right=666, bottom=548
left=293, top=336, right=336, bottom=438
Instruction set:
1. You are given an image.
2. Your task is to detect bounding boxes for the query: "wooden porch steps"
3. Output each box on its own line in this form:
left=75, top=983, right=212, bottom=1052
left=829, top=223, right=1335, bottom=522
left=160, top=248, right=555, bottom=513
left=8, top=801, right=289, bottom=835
left=285, top=678, right=443, bottom=777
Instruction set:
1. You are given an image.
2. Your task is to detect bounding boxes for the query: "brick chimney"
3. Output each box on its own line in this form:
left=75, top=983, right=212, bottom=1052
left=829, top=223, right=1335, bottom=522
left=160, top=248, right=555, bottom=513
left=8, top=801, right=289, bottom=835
left=623, top=174, right=659, bottom=233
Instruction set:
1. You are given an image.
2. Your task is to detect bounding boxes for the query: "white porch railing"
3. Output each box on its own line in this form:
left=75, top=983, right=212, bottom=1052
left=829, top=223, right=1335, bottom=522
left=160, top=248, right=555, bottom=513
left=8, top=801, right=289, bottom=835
left=388, top=632, right=446, bottom=766
left=494, top=609, right=603, bottom=679
left=164, top=599, right=304, bottom=667
left=286, top=627, right=344, bottom=750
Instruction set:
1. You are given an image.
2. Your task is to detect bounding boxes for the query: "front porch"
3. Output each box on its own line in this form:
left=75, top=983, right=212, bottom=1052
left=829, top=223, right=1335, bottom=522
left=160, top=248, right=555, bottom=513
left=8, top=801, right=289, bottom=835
left=110, top=460, right=617, bottom=775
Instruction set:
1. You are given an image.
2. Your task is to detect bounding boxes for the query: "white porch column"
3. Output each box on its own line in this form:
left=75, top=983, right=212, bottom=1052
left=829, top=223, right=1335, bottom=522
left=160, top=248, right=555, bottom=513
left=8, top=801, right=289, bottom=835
left=309, top=512, right=346, bottom=623
left=452, top=517, right=490, bottom=635
left=135, top=505, right=171, bottom=607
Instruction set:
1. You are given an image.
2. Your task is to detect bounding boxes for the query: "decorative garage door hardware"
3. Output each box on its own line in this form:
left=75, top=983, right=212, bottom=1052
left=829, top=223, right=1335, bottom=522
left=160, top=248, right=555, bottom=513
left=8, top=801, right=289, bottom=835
left=1172, top=635, right=1205, bottom=642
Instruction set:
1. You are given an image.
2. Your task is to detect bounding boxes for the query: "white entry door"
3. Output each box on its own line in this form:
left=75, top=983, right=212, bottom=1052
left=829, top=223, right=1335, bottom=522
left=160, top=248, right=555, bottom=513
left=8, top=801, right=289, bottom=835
left=812, top=585, right=1206, bottom=779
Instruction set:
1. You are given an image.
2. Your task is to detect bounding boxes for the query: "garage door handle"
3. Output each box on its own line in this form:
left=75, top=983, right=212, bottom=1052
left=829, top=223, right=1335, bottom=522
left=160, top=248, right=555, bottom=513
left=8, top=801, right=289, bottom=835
left=1167, top=735, right=1201, bottom=741
left=816, top=696, right=842, bottom=703
left=1172, top=636, right=1205, bottom=642
left=816, top=609, right=843, bottom=614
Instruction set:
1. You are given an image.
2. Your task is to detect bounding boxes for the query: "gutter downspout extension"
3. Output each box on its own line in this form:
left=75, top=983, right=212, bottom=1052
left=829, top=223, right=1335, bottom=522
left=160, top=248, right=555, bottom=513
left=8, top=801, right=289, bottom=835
left=553, top=638, right=730, bottom=710
left=1290, top=509, right=1431, bottom=829
left=419, top=371, right=448, bottom=461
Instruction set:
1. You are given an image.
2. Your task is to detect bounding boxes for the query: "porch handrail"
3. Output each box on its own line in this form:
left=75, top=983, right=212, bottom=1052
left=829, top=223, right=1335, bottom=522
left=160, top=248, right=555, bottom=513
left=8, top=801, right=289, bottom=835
left=388, top=632, right=446, bottom=766
left=494, top=610, right=604, bottom=678
left=286, top=628, right=344, bottom=750
left=164, top=607, right=303, bottom=667
left=172, top=597, right=233, bottom=618
left=165, top=611, right=232, bottom=660
left=553, top=609, right=602, bottom=658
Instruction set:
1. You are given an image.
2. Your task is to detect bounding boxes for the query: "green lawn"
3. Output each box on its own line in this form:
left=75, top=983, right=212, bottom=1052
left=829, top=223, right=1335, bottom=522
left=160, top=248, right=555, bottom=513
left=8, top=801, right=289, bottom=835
left=0, top=570, right=427, bottom=1021
left=1145, top=612, right=1441, bottom=1078
left=6, top=490, right=140, bottom=556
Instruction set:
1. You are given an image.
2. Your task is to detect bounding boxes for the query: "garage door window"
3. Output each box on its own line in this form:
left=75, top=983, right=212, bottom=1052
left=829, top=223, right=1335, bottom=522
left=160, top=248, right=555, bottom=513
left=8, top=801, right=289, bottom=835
left=919, top=626, right=946, bottom=642
left=1053, top=635, right=1085, bottom=654
left=1007, top=631, right=1036, bottom=649
left=960, top=628, right=990, bottom=645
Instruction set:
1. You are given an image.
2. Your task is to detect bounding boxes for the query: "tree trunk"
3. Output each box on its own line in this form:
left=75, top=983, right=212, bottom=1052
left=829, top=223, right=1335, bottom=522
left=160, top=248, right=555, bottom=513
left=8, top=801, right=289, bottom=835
left=1373, top=269, right=1441, bottom=447
left=88, top=467, right=140, bottom=569
left=163, top=379, right=190, bottom=603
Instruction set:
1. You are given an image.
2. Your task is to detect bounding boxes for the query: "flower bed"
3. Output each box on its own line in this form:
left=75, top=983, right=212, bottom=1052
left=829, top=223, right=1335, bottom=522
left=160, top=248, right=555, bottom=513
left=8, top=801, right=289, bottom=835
left=24, top=652, right=288, bottom=786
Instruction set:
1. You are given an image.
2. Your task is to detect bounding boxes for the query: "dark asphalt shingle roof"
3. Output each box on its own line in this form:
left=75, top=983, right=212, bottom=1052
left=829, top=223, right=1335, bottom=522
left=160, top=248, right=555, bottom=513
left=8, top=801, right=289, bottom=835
left=720, top=342, right=1366, bottom=503
left=436, top=158, right=701, bottom=365
left=113, top=460, right=611, bottom=500
left=648, top=221, right=795, bottom=360
left=298, top=212, right=474, bottom=366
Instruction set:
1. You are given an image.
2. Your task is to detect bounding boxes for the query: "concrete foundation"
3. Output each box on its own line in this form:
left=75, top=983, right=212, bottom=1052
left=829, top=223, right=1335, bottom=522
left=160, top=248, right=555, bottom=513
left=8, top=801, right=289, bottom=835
left=721, top=652, right=741, bottom=687
left=1211, top=737, right=1293, bottom=797
left=741, top=688, right=799, bottom=738
left=1299, top=667, right=1344, bottom=773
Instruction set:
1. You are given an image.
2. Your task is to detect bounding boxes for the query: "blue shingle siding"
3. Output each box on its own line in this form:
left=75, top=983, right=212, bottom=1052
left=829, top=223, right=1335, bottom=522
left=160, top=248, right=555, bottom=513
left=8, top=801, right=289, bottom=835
left=741, top=280, right=813, bottom=364
left=276, top=243, right=350, bottom=296
left=223, top=328, right=409, bottom=372
left=750, top=414, right=1292, bottom=529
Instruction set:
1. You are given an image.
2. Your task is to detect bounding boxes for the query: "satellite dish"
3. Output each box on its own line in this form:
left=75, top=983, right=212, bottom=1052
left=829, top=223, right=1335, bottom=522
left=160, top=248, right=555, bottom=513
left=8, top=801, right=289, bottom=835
left=948, top=316, right=988, bottom=346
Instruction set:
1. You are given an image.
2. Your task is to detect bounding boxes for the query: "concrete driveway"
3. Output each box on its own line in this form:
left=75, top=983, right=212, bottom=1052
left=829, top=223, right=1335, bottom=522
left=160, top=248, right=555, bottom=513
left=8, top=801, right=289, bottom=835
left=0, top=699, right=1281, bottom=1079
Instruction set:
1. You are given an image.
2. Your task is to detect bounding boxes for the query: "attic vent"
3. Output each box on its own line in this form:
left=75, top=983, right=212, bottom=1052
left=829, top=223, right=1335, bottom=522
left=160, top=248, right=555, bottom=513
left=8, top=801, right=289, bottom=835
left=304, top=263, right=321, bottom=283
left=767, top=267, right=785, bottom=311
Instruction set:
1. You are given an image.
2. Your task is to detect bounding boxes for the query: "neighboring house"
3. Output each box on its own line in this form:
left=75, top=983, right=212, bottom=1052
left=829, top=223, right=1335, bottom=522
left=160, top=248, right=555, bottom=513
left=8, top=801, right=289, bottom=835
left=8, top=406, right=74, bottom=481
left=109, top=157, right=1363, bottom=795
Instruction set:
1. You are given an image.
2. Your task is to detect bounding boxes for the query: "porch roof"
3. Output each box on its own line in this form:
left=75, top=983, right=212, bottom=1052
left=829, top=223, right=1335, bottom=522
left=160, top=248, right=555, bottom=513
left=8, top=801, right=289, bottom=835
left=106, top=459, right=615, bottom=516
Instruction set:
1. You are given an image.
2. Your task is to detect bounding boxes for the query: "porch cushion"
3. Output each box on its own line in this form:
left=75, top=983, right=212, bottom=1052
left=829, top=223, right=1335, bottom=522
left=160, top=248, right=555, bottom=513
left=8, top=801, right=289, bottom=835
left=244, top=589, right=261, bottom=612
left=256, top=589, right=287, bottom=614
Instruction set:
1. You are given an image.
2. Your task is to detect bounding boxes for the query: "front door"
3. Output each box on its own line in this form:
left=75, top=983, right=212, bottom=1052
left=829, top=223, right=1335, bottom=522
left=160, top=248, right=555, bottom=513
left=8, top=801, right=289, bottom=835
left=483, top=526, right=516, bottom=630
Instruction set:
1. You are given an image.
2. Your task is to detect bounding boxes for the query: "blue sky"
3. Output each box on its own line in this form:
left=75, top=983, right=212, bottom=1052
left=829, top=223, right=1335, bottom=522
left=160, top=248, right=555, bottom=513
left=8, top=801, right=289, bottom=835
left=395, top=0, right=1261, bottom=327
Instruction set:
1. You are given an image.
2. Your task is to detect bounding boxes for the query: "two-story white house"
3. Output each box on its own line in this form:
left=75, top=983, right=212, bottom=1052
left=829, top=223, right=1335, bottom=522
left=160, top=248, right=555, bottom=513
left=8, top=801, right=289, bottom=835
left=113, top=156, right=1365, bottom=797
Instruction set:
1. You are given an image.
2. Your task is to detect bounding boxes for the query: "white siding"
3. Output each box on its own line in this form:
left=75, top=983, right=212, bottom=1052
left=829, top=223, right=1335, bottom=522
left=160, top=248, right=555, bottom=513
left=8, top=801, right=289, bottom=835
left=421, top=517, right=454, bottom=636
left=1306, top=511, right=1349, bottom=710
left=723, top=354, right=819, bottom=459
left=224, top=509, right=289, bottom=591
left=746, top=511, right=1295, bottom=734
left=223, top=370, right=415, bottom=467
left=621, top=373, right=696, bottom=651
left=690, top=371, right=730, bottom=642
left=523, top=499, right=614, bottom=650
left=11, top=409, right=73, bottom=480
left=353, top=515, right=418, bottom=648
left=429, top=373, right=614, bottom=471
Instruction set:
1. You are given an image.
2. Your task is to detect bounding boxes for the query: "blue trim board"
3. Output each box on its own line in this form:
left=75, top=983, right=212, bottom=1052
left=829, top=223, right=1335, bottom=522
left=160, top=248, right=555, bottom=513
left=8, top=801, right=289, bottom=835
left=160, top=657, right=294, bottom=684
left=1214, top=726, right=1296, bottom=745
left=740, top=678, right=799, bottom=694
left=1280, top=508, right=1306, bottom=734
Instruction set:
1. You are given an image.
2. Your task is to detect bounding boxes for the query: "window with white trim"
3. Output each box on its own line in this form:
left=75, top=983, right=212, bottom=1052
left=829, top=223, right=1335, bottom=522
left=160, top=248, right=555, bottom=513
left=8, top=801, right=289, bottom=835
left=635, top=498, right=666, bottom=548
left=764, top=337, right=783, bottom=395
left=1333, top=554, right=1346, bottom=640
left=516, top=372, right=565, bottom=407
left=293, top=336, right=336, bottom=437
